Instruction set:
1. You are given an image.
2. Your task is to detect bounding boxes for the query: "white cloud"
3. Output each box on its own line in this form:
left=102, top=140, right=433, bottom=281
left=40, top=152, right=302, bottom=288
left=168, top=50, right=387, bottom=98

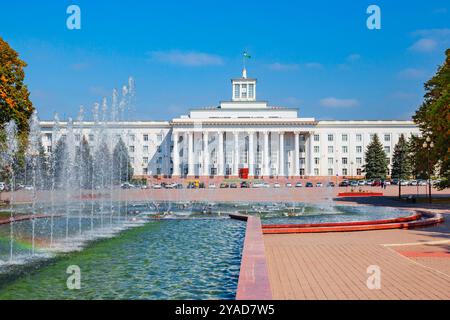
left=413, top=28, right=450, bottom=37
left=319, top=97, right=359, bottom=108
left=267, top=62, right=300, bottom=71
left=304, top=62, right=324, bottom=69
left=148, top=50, right=224, bottom=66
left=346, top=53, right=361, bottom=62
left=409, top=38, right=438, bottom=52
left=397, top=68, right=426, bottom=79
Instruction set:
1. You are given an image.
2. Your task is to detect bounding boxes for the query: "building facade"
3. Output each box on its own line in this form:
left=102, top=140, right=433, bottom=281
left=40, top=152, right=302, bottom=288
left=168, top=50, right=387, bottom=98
left=40, top=69, right=419, bottom=180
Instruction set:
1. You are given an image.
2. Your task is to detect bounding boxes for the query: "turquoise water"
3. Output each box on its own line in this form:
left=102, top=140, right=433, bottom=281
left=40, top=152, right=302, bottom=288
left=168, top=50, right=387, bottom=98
left=0, top=218, right=244, bottom=299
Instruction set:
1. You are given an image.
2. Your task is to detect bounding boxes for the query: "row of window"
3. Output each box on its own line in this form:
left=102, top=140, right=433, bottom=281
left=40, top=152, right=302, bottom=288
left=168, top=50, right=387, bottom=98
left=314, top=133, right=391, bottom=142
left=313, top=145, right=391, bottom=154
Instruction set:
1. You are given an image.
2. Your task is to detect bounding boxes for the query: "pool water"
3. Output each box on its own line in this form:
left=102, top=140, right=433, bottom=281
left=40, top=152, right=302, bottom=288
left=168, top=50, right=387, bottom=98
left=0, top=218, right=244, bottom=299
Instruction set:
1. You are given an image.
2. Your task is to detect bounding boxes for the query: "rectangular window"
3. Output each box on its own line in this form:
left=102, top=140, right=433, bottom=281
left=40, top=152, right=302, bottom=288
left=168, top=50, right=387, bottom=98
left=314, top=168, right=319, bottom=176
left=328, top=157, right=334, bottom=165
left=356, top=146, right=362, bottom=153
left=384, top=134, right=390, bottom=142
left=75, top=134, right=80, bottom=142
left=143, top=145, right=149, bottom=153
left=328, top=168, right=333, bottom=176
left=328, top=134, right=333, bottom=142
left=356, top=157, right=362, bottom=165
left=384, top=146, right=390, bottom=153
left=129, top=134, right=135, bottom=141
left=357, top=168, right=362, bottom=175
left=342, top=168, right=348, bottom=175
left=143, top=134, right=149, bottom=141
left=314, top=134, right=320, bottom=141
left=314, top=146, right=320, bottom=153
left=342, top=157, right=348, bottom=165
left=299, top=168, right=305, bottom=175
left=356, top=134, right=362, bottom=142
left=300, top=135, right=305, bottom=141
left=234, top=84, right=240, bottom=99
left=300, top=158, right=305, bottom=165
left=248, top=84, right=254, bottom=99
left=143, top=157, right=148, bottom=163
left=47, top=146, right=52, bottom=153
left=241, top=84, right=247, bottom=98
left=45, top=133, right=52, bottom=141
left=157, top=146, right=162, bottom=153
left=342, top=146, right=348, bottom=153
left=328, top=146, right=334, bottom=153
left=89, top=134, right=94, bottom=142
left=129, top=146, right=135, bottom=153
left=143, top=168, right=148, bottom=175
left=314, top=157, right=320, bottom=165
left=299, top=146, right=305, bottom=153
left=342, top=134, right=348, bottom=142
left=157, top=134, right=163, bottom=142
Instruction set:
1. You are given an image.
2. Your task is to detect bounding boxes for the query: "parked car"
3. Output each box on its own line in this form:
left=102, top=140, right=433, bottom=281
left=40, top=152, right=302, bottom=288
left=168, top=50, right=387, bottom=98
left=295, top=182, right=302, bottom=188
left=208, top=183, right=216, bottom=189
left=418, top=180, right=427, bottom=186
left=372, top=180, right=382, bottom=187
left=140, top=185, right=148, bottom=189
left=152, top=184, right=162, bottom=189
left=358, top=180, right=366, bottom=186
left=263, top=183, right=271, bottom=188
left=240, top=181, right=250, bottom=188
left=252, top=182, right=264, bottom=188
left=391, top=179, right=399, bottom=185
left=316, top=182, right=323, bottom=187
left=285, top=182, right=292, bottom=188
left=349, top=180, right=358, bottom=187
left=339, top=180, right=349, bottom=187
left=305, top=182, right=313, bottom=188
left=230, top=183, right=238, bottom=188
left=121, top=183, right=134, bottom=189
left=0, top=182, right=5, bottom=191
left=409, top=180, right=418, bottom=186
left=383, top=180, right=391, bottom=186
left=274, top=183, right=281, bottom=188
left=365, top=180, right=374, bottom=186
left=400, top=180, right=409, bottom=186
left=220, top=182, right=229, bottom=188
left=327, top=182, right=335, bottom=187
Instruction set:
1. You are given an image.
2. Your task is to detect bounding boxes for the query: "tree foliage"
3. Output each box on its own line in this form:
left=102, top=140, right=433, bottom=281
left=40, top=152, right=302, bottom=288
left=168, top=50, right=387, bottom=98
left=363, top=134, right=389, bottom=179
left=75, top=136, right=93, bottom=189
left=93, top=140, right=111, bottom=189
left=0, top=37, right=34, bottom=132
left=391, top=134, right=412, bottom=180
left=112, top=138, right=133, bottom=184
left=413, top=49, right=450, bottom=189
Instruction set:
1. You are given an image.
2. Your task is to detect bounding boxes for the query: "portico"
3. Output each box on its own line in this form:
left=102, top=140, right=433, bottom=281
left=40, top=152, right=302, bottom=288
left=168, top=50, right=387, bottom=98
left=171, top=69, right=317, bottom=178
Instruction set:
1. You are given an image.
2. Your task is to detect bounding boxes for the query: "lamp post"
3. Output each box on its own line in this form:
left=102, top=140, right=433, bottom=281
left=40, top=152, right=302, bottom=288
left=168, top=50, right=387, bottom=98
left=422, top=136, right=434, bottom=204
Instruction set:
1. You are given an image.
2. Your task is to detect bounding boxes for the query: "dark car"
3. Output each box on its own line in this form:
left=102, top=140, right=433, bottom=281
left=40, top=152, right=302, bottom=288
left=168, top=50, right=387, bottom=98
left=230, top=183, right=238, bottom=188
left=372, top=180, right=382, bottom=187
left=220, top=183, right=229, bottom=188
left=305, top=182, right=313, bottom=187
left=339, top=180, right=349, bottom=187
left=240, top=181, right=250, bottom=188
left=327, top=182, right=335, bottom=187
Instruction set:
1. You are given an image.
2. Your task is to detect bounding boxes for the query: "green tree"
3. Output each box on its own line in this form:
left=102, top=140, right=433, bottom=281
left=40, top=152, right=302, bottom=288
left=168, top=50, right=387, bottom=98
left=0, top=37, right=34, bottom=132
left=75, top=136, right=93, bottom=189
left=391, top=134, right=412, bottom=180
left=413, top=49, right=450, bottom=189
left=112, top=138, right=133, bottom=184
left=363, top=134, right=389, bottom=179
left=52, top=136, right=68, bottom=189
left=93, top=140, right=112, bottom=189
left=408, top=135, right=428, bottom=180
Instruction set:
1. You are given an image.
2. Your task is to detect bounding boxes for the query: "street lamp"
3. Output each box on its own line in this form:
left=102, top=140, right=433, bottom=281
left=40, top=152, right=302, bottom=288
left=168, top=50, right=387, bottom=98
left=422, top=136, right=434, bottom=204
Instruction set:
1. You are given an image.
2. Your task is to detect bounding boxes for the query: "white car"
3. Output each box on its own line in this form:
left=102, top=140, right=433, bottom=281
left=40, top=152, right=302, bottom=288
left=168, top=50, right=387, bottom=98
left=24, top=185, right=34, bottom=191
left=409, top=180, right=418, bottom=186
left=273, top=183, right=281, bottom=188
left=418, top=180, right=427, bottom=186
left=285, top=183, right=292, bottom=188
left=263, top=183, right=271, bottom=188
left=316, top=182, right=323, bottom=187
left=208, top=183, right=216, bottom=189
left=295, top=182, right=302, bottom=187
left=140, top=185, right=149, bottom=189
left=152, top=184, right=162, bottom=189
left=0, top=182, right=5, bottom=191
left=252, top=183, right=265, bottom=188
left=400, top=180, right=409, bottom=186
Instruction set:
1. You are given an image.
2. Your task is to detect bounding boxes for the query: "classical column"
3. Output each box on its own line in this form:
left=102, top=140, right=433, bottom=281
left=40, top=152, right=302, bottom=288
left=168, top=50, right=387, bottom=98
left=279, top=132, right=284, bottom=177
left=187, top=131, right=194, bottom=176
left=234, top=131, right=239, bottom=176
left=307, top=132, right=313, bottom=176
left=172, top=131, right=180, bottom=176
left=248, top=132, right=254, bottom=177
left=294, top=132, right=300, bottom=177
left=218, top=131, right=224, bottom=176
left=263, top=131, right=269, bottom=177
left=203, top=132, right=209, bottom=176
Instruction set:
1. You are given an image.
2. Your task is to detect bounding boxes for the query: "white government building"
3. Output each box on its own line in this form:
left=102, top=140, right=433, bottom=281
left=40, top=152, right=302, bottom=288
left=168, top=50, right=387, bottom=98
left=40, top=69, right=419, bottom=180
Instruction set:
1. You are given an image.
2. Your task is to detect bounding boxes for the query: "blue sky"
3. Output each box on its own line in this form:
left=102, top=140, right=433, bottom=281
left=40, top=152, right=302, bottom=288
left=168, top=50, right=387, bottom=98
left=1, top=0, right=449, bottom=121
